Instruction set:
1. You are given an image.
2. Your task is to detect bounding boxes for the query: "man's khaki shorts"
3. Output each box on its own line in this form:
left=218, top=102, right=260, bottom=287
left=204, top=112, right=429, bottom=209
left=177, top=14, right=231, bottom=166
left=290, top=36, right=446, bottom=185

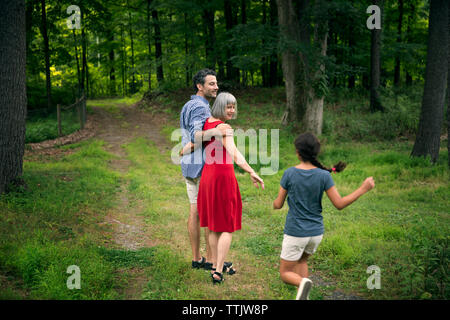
left=280, top=234, right=323, bottom=261
left=185, top=177, right=201, bottom=204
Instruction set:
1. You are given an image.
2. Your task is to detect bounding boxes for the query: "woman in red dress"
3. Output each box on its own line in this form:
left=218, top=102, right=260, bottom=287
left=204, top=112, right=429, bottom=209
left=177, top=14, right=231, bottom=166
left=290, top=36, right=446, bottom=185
left=197, top=92, right=264, bottom=284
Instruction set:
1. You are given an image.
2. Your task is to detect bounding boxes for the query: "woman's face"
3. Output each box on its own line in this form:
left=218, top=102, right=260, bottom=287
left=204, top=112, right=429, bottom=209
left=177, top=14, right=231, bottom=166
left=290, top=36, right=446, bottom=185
left=224, top=103, right=236, bottom=121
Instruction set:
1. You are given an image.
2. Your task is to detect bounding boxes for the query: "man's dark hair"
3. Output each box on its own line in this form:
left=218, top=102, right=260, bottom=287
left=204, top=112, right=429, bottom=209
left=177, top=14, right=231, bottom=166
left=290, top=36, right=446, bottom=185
left=193, top=69, right=216, bottom=92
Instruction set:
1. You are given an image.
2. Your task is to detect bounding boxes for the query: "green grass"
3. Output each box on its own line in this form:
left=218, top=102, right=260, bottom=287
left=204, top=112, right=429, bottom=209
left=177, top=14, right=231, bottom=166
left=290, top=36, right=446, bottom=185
left=0, top=140, right=129, bottom=299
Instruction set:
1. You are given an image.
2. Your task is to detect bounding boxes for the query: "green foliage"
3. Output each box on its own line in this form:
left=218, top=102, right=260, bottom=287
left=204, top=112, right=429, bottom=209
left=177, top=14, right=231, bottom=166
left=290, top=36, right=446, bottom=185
left=323, top=86, right=423, bottom=141
left=26, top=110, right=80, bottom=143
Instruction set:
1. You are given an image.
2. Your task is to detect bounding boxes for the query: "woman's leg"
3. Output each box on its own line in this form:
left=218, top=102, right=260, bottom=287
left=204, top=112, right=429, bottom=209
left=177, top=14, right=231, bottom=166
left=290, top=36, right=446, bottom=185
left=214, top=232, right=232, bottom=280
left=208, top=231, right=220, bottom=272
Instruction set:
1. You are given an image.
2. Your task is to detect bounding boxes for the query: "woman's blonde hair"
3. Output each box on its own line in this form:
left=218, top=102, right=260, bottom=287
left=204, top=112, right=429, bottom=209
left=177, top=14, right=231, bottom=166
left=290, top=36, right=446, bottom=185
left=211, top=92, right=237, bottom=120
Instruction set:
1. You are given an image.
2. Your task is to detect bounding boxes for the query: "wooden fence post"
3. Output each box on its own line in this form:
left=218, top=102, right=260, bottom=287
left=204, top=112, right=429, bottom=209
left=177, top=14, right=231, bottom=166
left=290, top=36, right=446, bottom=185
left=57, top=104, right=62, bottom=137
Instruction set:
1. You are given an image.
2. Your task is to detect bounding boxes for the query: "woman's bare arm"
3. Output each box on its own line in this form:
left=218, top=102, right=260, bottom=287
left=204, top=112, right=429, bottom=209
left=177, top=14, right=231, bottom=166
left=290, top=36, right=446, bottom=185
left=221, top=124, right=264, bottom=189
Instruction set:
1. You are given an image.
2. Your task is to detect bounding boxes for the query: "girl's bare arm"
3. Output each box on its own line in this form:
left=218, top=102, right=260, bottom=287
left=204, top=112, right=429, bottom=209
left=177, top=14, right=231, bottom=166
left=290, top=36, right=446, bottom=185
left=325, top=177, right=375, bottom=210
left=273, top=186, right=288, bottom=209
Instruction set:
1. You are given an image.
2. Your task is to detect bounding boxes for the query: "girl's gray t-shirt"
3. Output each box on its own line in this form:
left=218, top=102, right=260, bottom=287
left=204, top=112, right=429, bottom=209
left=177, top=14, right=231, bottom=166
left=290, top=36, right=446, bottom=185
left=280, top=167, right=335, bottom=237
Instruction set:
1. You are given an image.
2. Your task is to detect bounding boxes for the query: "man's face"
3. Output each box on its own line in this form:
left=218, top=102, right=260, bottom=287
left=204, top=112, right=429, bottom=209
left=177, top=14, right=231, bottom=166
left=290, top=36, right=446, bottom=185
left=197, top=75, right=218, bottom=99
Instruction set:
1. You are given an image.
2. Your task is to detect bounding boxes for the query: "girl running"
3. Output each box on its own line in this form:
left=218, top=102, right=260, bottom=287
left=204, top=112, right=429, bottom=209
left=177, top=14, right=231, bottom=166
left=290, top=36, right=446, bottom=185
left=273, top=132, right=375, bottom=299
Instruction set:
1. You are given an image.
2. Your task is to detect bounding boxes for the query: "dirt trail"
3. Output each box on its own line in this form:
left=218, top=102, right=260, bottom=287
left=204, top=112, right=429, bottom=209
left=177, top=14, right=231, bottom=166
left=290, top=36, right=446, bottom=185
left=90, top=103, right=172, bottom=299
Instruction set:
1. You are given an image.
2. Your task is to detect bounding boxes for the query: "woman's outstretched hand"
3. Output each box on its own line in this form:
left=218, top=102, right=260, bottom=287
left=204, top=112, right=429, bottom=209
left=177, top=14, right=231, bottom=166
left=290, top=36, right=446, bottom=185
left=250, top=171, right=264, bottom=190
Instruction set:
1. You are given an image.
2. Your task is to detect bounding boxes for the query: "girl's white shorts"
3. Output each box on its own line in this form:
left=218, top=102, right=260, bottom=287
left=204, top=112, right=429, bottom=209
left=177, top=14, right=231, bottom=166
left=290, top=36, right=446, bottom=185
left=280, top=234, right=323, bottom=261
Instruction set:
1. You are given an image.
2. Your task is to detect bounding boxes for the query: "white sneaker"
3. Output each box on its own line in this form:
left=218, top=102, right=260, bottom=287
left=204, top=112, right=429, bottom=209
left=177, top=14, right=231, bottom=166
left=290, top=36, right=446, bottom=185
left=296, top=278, right=313, bottom=300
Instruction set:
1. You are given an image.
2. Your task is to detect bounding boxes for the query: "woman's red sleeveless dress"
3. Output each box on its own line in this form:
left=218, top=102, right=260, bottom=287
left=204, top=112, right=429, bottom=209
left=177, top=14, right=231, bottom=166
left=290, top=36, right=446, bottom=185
left=197, top=119, right=242, bottom=233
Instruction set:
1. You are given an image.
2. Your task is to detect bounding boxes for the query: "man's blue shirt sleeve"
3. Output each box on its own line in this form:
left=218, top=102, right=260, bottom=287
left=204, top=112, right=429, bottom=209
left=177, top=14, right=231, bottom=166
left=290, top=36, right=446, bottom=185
left=189, top=104, right=209, bottom=143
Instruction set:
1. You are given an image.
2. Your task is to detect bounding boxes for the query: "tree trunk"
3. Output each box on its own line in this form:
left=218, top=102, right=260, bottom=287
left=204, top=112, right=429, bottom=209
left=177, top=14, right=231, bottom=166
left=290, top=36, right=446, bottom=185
left=348, top=26, right=355, bottom=88
left=0, top=0, right=27, bottom=194
left=304, top=27, right=328, bottom=136
left=277, top=0, right=304, bottom=125
left=73, top=29, right=81, bottom=96
left=405, top=2, right=415, bottom=86
left=121, top=24, right=126, bottom=96
left=128, top=8, right=136, bottom=94
left=85, top=39, right=90, bottom=97
left=370, top=0, right=384, bottom=112
left=184, top=13, right=189, bottom=87
left=411, top=0, right=449, bottom=163
left=261, top=0, right=268, bottom=87
left=109, top=34, right=116, bottom=96
left=40, top=0, right=52, bottom=113
left=224, top=0, right=239, bottom=83
left=152, top=9, right=163, bottom=83
left=394, top=0, right=404, bottom=86
left=448, top=2, right=450, bottom=167
left=203, top=7, right=216, bottom=70
left=269, top=0, right=278, bottom=87
left=147, top=0, right=152, bottom=91
left=81, top=9, right=87, bottom=97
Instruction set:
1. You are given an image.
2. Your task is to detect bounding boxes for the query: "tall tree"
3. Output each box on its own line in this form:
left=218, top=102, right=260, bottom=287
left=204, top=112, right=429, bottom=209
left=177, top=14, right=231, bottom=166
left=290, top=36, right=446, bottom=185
left=73, top=29, right=82, bottom=96
left=448, top=1, right=450, bottom=168
left=268, top=0, right=279, bottom=87
left=304, top=1, right=329, bottom=135
left=277, top=0, right=304, bottom=125
left=411, top=0, right=449, bottom=163
left=152, top=7, right=164, bottom=84
left=369, top=0, right=384, bottom=112
left=405, top=1, right=416, bottom=86
left=203, top=5, right=216, bottom=70
left=0, top=0, right=27, bottom=194
left=81, top=8, right=88, bottom=97
left=394, top=0, right=404, bottom=86
left=147, top=0, right=152, bottom=91
left=127, top=3, right=137, bottom=94
left=40, top=0, right=52, bottom=112
left=277, top=0, right=329, bottom=135
left=224, top=0, right=240, bottom=82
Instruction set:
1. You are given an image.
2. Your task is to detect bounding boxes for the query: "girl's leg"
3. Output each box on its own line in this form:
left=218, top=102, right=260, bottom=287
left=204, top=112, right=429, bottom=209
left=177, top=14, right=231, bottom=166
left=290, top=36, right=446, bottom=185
left=294, top=253, right=310, bottom=278
left=214, top=232, right=233, bottom=280
left=279, top=259, right=303, bottom=286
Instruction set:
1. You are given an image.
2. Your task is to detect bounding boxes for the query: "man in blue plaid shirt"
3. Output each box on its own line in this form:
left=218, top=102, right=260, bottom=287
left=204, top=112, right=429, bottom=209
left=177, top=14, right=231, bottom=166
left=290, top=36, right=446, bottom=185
left=180, top=69, right=230, bottom=270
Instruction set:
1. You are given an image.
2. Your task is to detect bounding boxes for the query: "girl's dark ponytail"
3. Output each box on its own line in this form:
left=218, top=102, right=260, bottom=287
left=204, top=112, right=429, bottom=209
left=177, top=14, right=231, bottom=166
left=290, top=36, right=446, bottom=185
left=310, top=157, right=346, bottom=173
left=294, top=133, right=347, bottom=173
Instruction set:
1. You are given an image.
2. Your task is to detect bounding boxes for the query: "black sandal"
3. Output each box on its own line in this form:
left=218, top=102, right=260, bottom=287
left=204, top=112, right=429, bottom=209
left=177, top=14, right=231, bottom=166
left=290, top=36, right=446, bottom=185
left=192, top=257, right=206, bottom=269
left=211, top=271, right=224, bottom=284
left=211, top=263, right=236, bottom=275
left=223, top=262, right=236, bottom=275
